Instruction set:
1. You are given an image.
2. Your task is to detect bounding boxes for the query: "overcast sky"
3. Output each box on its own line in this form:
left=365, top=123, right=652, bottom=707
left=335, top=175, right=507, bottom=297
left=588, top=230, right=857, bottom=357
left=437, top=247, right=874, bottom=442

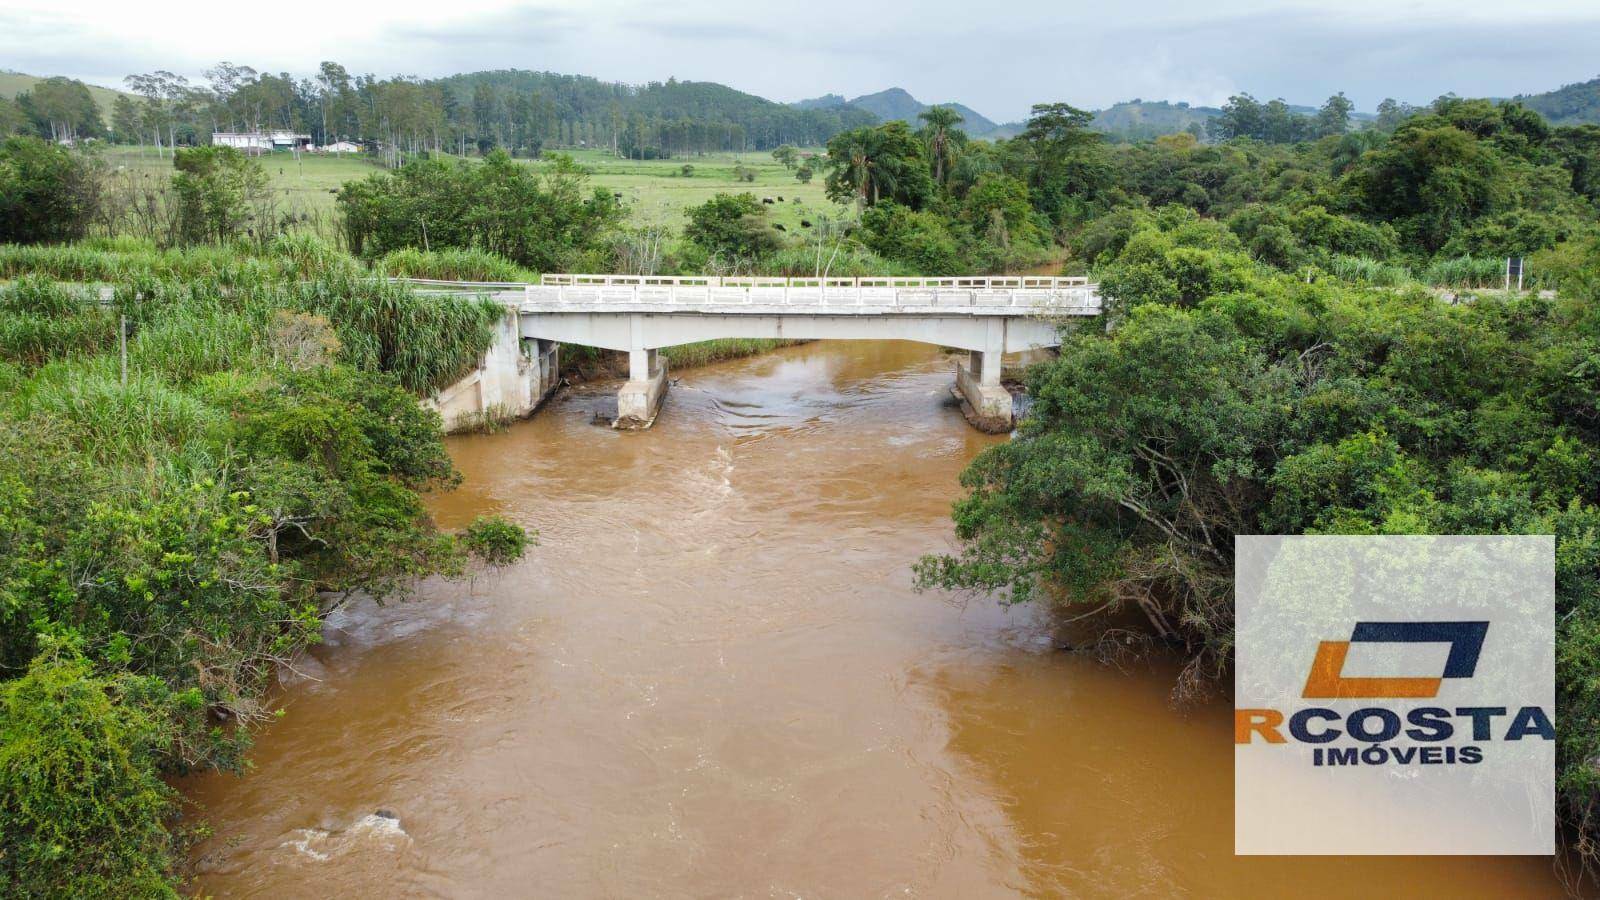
left=4, top=0, right=1598, bottom=122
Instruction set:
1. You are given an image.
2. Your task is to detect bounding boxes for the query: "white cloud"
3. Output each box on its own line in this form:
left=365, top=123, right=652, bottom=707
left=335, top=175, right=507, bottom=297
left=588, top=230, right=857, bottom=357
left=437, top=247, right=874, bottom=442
left=3, top=0, right=1597, bottom=121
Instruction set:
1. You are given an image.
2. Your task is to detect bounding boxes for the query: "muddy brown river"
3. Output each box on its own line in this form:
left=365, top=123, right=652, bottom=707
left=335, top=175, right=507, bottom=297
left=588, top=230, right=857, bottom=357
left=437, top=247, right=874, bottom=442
left=185, top=340, right=1561, bottom=897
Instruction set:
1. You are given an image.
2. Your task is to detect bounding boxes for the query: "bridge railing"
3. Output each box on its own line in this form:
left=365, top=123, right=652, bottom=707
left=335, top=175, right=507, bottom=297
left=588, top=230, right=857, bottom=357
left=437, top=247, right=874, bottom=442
left=395, top=274, right=1101, bottom=314
left=540, top=273, right=1092, bottom=290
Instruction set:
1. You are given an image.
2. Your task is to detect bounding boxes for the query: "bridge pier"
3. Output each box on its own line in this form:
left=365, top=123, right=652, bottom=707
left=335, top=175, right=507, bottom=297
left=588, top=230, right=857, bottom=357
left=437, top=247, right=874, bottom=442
left=501, top=276, right=1101, bottom=433
left=955, top=322, right=1013, bottom=433
left=615, top=345, right=668, bottom=429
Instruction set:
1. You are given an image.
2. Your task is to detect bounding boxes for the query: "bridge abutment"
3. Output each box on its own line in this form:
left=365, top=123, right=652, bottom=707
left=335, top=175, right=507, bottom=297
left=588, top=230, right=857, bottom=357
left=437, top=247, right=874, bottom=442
left=429, top=310, right=560, bottom=433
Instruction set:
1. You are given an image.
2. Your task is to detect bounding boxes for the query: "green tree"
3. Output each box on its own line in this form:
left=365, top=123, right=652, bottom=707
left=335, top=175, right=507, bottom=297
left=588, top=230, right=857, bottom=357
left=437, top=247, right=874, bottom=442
left=20, top=78, right=104, bottom=144
left=771, top=144, right=799, bottom=170
left=1344, top=122, right=1504, bottom=251
left=917, top=105, right=965, bottom=186
left=110, top=95, right=141, bottom=144
left=0, top=137, right=103, bottom=244
left=1006, top=102, right=1111, bottom=228
left=1316, top=92, right=1354, bottom=137
left=0, top=97, right=28, bottom=138
left=683, top=192, right=780, bottom=263
left=337, top=151, right=623, bottom=270
left=823, top=121, right=934, bottom=213
left=172, top=145, right=272, bottom=244
left=961, top=172, right=1042, bottom=250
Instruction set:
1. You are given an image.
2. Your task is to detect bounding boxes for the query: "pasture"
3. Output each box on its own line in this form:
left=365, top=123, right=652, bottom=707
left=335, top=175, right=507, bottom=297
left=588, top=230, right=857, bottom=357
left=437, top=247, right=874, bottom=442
left=535, top=148, right=841, bottom=231
left=100, top=145, right=382, bottom=226
left=98, top=145, right=845, bottom=235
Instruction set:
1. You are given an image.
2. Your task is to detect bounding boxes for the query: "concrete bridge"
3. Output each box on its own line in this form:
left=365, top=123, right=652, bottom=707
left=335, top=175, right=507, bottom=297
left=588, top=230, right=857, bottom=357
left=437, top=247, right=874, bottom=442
left=414, top=274, right=1101, bottom=432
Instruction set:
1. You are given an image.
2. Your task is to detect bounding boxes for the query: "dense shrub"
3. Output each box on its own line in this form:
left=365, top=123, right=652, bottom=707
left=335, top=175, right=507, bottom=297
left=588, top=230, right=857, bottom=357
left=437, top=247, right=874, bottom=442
left=0, top=136, right=102, bottom=244
left=921, top=225, right=1600, bottom=857
left=376, top=247, right=533, bottom=282
left=338, top=151, right=623, bottom=271
left=0, top=649, right=182, bottom=897
left=858, top=202, right=965, bottom=274
left=172, top=146, right=273, bottom=246
left=462, top=515, right=534, bottom=566
left=678, top=192, right=780, bottom=266
left=0, top=261, right=529, bottom=894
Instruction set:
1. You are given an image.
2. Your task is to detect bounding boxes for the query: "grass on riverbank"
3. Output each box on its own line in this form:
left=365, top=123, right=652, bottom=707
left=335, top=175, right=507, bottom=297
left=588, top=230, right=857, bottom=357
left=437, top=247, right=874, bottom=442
left=0, top=240, right=820, bottom=392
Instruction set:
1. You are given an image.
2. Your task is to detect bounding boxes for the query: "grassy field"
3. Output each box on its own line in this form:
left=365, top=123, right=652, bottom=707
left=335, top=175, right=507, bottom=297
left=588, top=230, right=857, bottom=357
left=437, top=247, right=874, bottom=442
left=101, top=145, right=385, bottom=226
left=98, top=144, right=845, bottom=234
left=535, top=148, right=840, bottom=230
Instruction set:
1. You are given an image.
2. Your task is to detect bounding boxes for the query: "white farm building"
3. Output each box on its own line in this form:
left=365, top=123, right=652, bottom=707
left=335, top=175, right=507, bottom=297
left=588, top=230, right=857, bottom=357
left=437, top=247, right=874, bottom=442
left=212, top=131, right=313, bottom=153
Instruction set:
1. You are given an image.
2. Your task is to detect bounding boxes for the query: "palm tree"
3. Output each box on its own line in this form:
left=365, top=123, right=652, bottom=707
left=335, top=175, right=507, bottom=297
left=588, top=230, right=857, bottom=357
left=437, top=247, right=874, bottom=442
left=827, top=124, right=911, bottom=216
left=845, top=138, right=899, bottom=213
left=918, top=105, right=964, bottom=186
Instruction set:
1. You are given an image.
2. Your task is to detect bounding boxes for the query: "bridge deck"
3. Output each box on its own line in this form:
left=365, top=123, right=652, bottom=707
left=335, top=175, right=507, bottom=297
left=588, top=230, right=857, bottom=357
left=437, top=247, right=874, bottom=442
left=400, top=274, right=1102, bottom=317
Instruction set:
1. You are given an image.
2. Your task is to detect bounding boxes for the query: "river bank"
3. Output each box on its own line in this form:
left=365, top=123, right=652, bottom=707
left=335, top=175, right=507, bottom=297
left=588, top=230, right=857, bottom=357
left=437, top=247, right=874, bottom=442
left=181, top=340, right=1562, bottom=897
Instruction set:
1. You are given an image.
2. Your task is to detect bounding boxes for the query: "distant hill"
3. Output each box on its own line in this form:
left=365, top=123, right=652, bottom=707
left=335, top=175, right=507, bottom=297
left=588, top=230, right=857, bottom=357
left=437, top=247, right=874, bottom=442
left=792, top=93, right=849, bottom=111
left=434, top=70, right=877, bottom=149
left=1515, top=76, right=1600, bottom=126
left=792, top=87, right=1020, bottom=138
left=0, top=71, right=131, bottom=125
left=789, top=90, right=1385, bottom=144
left=1091, top=100, right=1221, bottom=141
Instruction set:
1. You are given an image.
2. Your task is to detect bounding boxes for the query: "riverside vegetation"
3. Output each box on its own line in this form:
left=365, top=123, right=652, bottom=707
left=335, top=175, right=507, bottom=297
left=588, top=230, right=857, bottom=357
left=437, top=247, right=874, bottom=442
left=0, top=248, right=536, bottom=893
left=3, top=74, right=1600, bottom=892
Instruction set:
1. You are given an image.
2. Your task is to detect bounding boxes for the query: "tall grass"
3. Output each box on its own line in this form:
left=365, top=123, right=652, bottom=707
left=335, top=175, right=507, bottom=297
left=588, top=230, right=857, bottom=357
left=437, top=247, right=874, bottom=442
left=14, top=360, right=224, bottom=466
left=287, top=273, right=506, bottom=393
left=1419, top=255, right=1505, bottom=288
left=376, top=247, right=535, bottom=282
left=661, top=339, right=803, bottom=368
left=1328, top=254, right=1415, bottom=287
left=1, top=261, right=506, bottom=397
left=0, top=236, right=354, bottom=284
left=0, top=278, right=116, bottom=365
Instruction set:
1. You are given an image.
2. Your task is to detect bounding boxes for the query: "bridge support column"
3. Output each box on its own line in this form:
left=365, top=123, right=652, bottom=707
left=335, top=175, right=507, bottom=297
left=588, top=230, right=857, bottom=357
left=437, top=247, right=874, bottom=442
left=532, top=339, right=559, bottom=398
left=615, top=340, right=668, bottom=429
left=955, top=321, right=1013, bottom=433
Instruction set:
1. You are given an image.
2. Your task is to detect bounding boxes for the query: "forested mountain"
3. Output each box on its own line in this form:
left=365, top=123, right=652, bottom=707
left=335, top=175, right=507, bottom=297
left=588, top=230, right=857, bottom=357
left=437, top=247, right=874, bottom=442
left=1517, top=75, right=1600, bottom=125
left=433, top=70, right=876, bottom=154
left=793, top=87, right=1016, bottom=138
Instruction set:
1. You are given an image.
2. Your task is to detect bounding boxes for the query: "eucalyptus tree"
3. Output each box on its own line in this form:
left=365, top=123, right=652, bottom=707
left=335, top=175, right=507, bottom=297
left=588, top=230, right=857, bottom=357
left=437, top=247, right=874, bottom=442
left=124, top=71, right=191, bottom=156
left=21, top=78, right=102, bottom=144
